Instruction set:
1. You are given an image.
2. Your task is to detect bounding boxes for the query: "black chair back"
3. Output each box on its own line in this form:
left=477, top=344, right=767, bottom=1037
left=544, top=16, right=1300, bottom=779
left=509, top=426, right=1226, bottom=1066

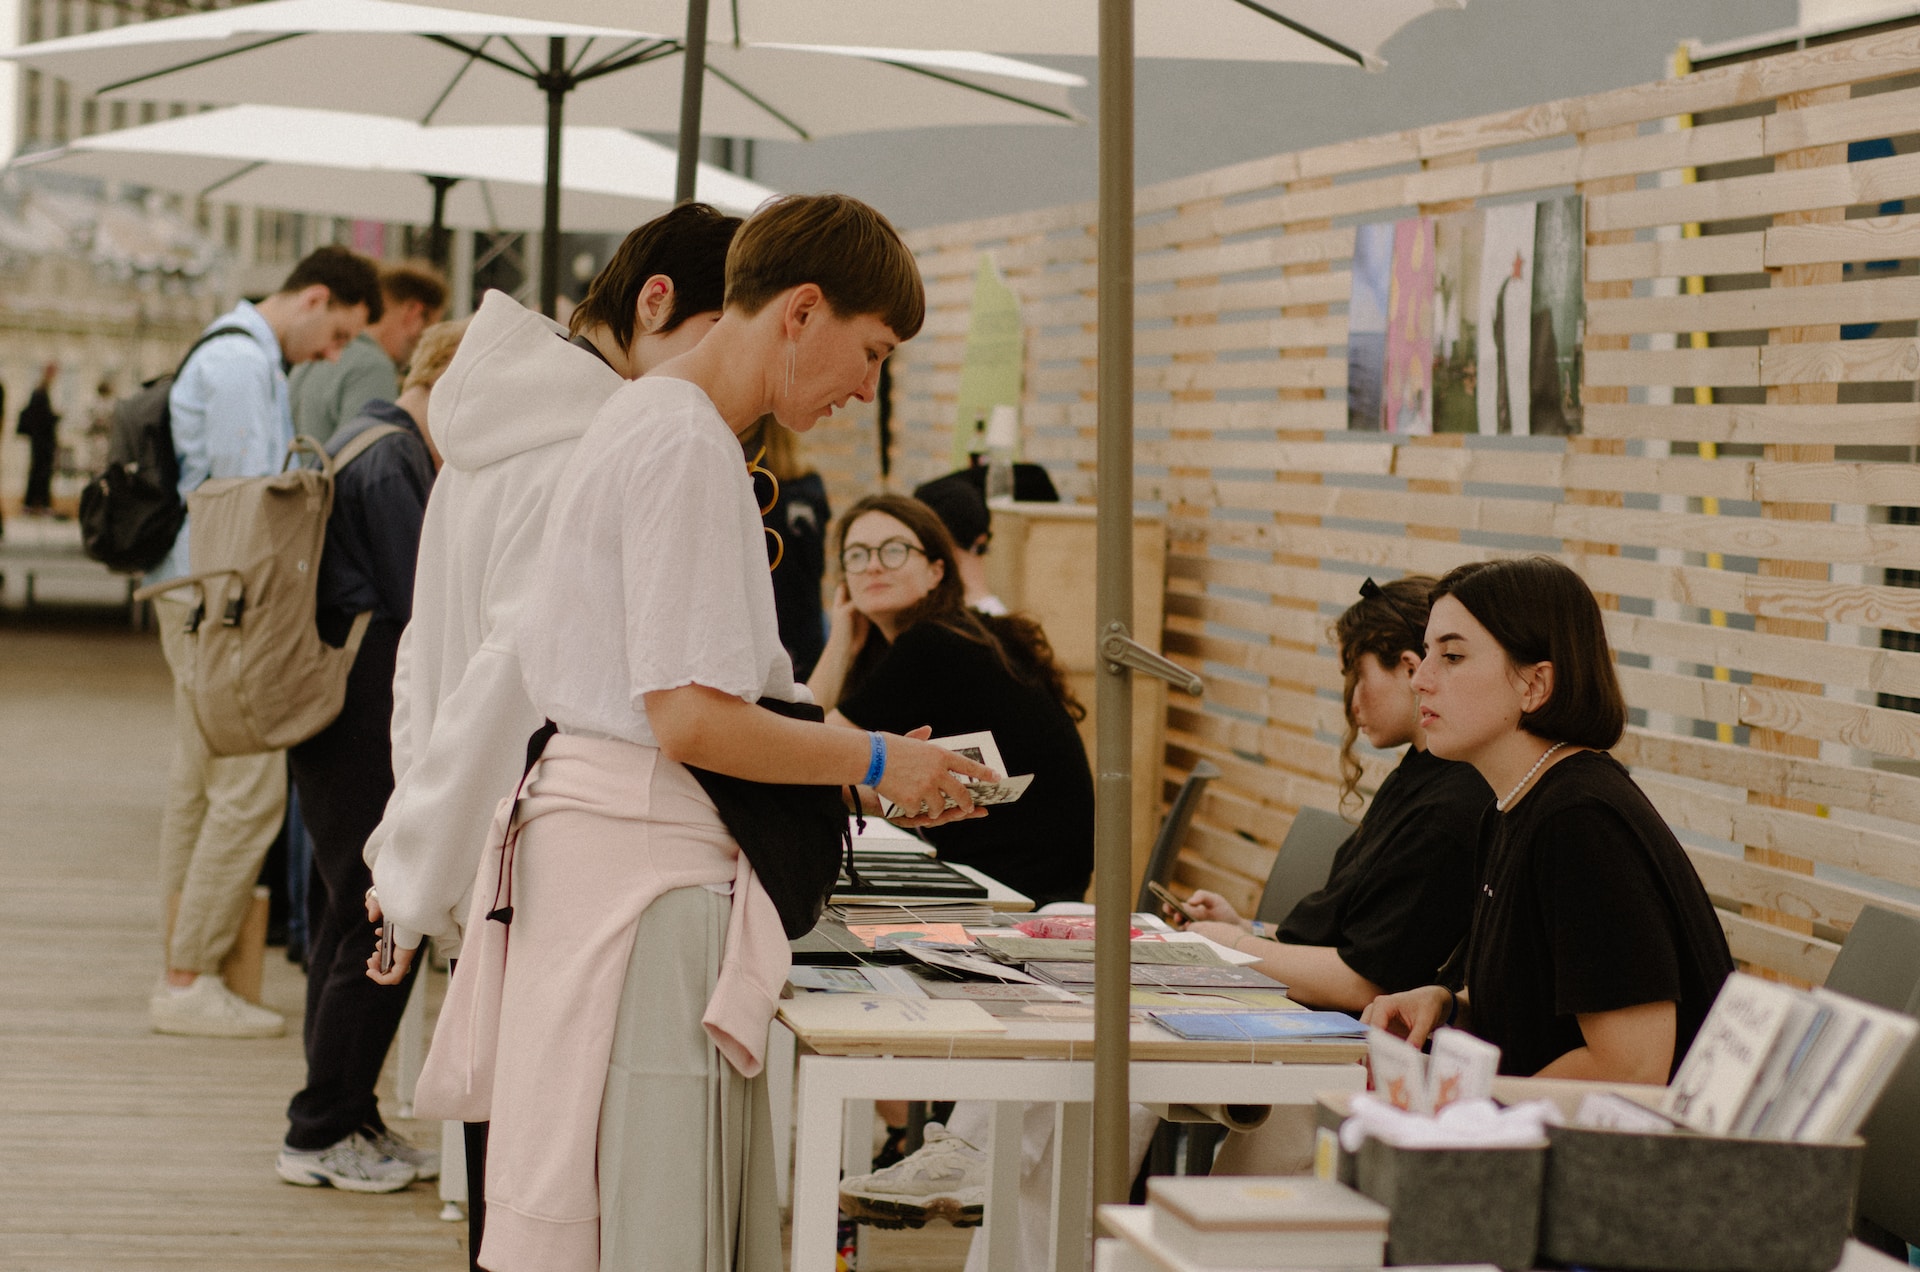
left=1134, top=760, right=1221, bottom=913
left=1253, top=806, right=1353, bottom=927
left=1825, top=905, right=1920, bottom=1245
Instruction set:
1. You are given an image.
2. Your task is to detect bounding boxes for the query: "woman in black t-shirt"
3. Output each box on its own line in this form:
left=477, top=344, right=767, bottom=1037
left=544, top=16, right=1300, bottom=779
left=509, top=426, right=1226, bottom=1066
left=809, top=492, right=1094, bottom=906
left=1182, top=576, right=1490, bottom=1010
left=1362, top=557, right=1734, bottom=1081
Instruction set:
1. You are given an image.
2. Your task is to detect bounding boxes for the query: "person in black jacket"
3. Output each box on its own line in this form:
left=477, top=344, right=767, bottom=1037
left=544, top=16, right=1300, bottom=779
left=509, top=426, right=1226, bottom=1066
left=18, top=363, right=58, bottom=514
left=809, top=491, right=1093, bottom=907
left=275, top=319, right=466, bottom=1194
left=1182, top=575, right=1491, bottom=1012
left=747, top=417, right=832, bottom=680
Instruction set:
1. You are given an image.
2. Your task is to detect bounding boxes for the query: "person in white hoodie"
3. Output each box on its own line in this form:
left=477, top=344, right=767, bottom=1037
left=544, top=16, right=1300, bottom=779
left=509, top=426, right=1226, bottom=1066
left=361, top=202, right=742, bottom=1266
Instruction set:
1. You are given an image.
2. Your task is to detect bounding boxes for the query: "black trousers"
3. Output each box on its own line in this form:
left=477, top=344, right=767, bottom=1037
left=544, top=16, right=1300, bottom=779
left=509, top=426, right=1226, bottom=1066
left=286, top=621, right=418, bottom=1151
left=23, top=435, right=53, bottom=509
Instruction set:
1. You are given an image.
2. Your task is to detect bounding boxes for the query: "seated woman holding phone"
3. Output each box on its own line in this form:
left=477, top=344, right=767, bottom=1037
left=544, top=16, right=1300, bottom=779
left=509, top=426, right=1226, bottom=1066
left=808, top=492, right=1094, bottom=907
left=1362, top=557, right=1734, bottom=1082
left=1180, top=576, right=1491, bottom=1012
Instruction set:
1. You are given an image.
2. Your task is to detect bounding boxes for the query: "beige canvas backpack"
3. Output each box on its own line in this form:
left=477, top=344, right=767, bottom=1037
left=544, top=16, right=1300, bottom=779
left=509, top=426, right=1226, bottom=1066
left=135, top=427, right=402, bottom=756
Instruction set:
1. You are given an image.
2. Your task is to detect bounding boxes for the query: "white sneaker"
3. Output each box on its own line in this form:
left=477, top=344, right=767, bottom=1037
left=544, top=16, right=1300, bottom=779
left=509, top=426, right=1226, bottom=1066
left=277, top=1132, right=418, bottom=1194
left=838, top=1123, right=986, bottom=1229
left=366, top=1126, right=439, bottom=1182
left=149, top=975, right=285, bottom=1039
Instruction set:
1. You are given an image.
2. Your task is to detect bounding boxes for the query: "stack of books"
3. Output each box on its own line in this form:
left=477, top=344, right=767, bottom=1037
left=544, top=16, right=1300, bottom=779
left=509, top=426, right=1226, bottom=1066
left=1663, top=970, right=1918, bottom=1142
left=1142, top=1176, right=1390, bottom=1269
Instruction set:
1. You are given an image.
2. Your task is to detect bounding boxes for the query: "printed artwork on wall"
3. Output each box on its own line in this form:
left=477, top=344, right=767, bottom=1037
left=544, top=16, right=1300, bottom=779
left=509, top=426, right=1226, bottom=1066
left=1345, top=221, right=1393, bottom=432
left=1349, top=197, right=1584, bottom=436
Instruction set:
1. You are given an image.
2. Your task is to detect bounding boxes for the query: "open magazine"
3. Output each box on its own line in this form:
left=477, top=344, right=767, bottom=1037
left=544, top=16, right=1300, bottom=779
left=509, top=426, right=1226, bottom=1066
left=877, top=730, right=1033, bottom=817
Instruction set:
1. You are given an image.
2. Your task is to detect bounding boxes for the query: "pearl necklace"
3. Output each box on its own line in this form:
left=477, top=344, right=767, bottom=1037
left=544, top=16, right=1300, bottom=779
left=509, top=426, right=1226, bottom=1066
left=1497, top=742, right=1566, bottom=812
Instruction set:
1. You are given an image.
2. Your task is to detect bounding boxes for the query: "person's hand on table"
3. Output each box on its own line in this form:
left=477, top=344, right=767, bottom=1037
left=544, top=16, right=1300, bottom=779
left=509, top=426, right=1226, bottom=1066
left=876, top=726, right=995, bottom=829
left=1188, top=919, right=1257, bottom=951
left=1182, top=889, right=1245, bottom=926
left=1361, top=984, right=1453, bottom=1048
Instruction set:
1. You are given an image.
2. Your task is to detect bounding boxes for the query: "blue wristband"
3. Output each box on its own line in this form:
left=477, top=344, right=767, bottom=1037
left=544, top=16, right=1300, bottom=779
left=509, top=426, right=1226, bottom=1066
left=862, top=731, right=887, bottom=788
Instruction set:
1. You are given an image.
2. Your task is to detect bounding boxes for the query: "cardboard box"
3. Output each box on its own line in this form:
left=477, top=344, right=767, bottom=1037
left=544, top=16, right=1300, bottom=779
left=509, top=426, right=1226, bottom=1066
left=1539, top=1124, right=1863, bottom=1272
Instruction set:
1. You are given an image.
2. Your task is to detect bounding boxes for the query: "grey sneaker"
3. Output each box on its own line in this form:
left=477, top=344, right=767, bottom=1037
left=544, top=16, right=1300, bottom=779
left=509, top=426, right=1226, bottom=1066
left=149, top=975, right=285, bottom=1039
left=276, top=1132, right=417, bottom=1194
left=366, top=1126, right=439, bottom=1182
left=838, top=1123, right=986, bottom=1229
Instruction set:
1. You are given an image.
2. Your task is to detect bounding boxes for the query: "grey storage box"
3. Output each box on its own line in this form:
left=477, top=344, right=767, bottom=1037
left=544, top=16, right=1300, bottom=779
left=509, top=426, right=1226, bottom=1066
left=1540, top=1124, right=1863, bottom=1272
left=1354, top=1137, right=1545, bottom=1272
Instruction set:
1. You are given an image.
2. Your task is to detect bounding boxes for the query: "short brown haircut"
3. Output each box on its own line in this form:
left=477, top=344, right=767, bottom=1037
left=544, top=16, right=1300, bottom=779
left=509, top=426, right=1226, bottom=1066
left=280, top=245, right=383, bottom=323
left=402, top=319, right=468, bottom=393
left=725, top=194, right=924, bottom=341
left=570, top=202, right=741, bottom=351
left=1430, top=557, right=1626, bottom=749
left=380, top=260, right=448, bottom=316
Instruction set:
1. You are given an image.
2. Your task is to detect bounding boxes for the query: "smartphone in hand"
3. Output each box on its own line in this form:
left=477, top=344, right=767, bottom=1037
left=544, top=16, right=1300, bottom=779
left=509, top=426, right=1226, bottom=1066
left=1147, top=880, right=1202, bottom=925
left=376, top=919, right=396, bottom=975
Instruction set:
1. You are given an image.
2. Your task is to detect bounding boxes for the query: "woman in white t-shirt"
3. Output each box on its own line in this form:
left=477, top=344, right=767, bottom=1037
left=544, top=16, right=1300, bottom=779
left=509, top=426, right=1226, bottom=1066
left=413, top=194, right=990, bottom=1272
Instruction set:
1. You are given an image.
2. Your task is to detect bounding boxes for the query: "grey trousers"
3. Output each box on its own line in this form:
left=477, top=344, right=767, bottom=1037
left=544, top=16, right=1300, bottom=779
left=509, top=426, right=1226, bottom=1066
left=597, top=885, right=782, bottom=1272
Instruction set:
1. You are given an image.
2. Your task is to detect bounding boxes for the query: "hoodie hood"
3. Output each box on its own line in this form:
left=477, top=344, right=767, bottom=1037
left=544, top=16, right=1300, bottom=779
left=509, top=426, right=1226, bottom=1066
left=432, top=289, right=624, bottom=473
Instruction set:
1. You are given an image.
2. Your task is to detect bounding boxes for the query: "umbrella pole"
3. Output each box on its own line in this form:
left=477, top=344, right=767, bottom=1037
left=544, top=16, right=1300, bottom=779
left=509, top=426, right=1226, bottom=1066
left=426, top=175, right=457, bottom=274
left=539, top=35, right=566, bottom=317
left=1093, top=0, right=1136, bottom=1221
left=673, top=0, right=711, bottom=205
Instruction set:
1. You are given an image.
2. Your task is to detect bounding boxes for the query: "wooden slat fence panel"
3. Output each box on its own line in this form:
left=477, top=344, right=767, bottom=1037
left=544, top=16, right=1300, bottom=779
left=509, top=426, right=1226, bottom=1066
left=802, top=27, right=1920, bottom=990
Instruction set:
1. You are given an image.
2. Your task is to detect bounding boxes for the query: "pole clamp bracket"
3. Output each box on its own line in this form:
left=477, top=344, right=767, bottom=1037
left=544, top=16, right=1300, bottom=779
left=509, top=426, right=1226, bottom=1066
left=1102, top=621, right=1204, bottom=697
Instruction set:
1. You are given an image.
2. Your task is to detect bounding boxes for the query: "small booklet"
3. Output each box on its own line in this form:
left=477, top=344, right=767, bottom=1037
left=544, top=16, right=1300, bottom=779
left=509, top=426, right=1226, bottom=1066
left=877, top=730, right=1034, bottom=817
left=777, top=993, right=1007, bottom=1037
left=1148, top=1010, right=1367, bottom=1043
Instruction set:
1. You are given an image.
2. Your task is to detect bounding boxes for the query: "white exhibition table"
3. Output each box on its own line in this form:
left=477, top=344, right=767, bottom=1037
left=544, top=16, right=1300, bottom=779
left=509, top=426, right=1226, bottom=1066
left=776, top=1018, right=1367, bottom=1272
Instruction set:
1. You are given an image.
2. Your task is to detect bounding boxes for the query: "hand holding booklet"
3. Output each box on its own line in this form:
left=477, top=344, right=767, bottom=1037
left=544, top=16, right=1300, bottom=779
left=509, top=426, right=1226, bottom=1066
left=877, top=730, right=1033, bottom=817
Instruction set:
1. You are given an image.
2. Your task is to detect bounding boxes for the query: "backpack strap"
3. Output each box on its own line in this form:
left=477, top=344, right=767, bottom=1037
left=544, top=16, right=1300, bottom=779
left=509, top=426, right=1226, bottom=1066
left=328, top=422, right=406, bottom=475
left=173, top=325, right=257, bottom=380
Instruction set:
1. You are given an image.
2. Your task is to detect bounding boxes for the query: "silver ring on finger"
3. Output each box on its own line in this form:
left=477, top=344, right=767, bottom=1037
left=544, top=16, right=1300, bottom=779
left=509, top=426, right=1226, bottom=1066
left=917, top=799, right=931, bottom=815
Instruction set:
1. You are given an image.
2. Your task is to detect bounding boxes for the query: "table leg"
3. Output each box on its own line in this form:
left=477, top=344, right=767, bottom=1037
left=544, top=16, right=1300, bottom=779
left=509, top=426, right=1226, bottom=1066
left=1050, top=1102, right=1093, bottom=1272
left=981, top=1101, right=1025, bottom=1271
left=767, top=1025, right=796, bottom=1210
left=843, top=1098, right=875, bottom=1177
left=791, top=1058, right=845, bottom=1272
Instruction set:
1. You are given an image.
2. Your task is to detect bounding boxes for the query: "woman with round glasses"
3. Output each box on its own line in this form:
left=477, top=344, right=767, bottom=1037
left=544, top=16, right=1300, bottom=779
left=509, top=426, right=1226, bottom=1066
left=808, top=492, right=1095, bottom=907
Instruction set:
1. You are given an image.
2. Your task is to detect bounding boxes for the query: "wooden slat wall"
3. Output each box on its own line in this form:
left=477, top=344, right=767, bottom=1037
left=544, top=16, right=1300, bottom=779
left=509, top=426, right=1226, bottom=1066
left=806, top=29, right=1920, bottom=988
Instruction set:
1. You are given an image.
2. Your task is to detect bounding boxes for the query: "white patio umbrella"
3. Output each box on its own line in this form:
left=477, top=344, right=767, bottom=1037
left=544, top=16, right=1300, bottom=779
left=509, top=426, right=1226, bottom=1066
left=406, top=0, right=1459, bottom=195
left=3, top=0, right=1083, bottom=311
left=12, top=105, right=776, bottom=268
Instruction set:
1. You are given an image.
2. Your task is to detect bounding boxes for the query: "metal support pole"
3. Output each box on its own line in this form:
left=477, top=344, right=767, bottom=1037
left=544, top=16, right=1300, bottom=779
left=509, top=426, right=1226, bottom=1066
left=539, top=36, right=566, bottom=318
left=425, top=175, right=457, bottom=273
left=1092, top=0, right=1136, bottom=1222
left=674, top=0, right=712, bottom=205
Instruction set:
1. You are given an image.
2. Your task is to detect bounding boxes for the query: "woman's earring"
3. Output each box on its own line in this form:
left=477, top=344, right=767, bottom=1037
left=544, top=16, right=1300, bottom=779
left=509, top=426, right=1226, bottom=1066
left=785, top=342, right=796, bottom=396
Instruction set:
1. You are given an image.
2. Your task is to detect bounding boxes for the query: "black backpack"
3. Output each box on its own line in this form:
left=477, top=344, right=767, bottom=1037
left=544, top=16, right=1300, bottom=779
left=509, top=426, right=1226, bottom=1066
left=79, top=325, right=253, bottom=574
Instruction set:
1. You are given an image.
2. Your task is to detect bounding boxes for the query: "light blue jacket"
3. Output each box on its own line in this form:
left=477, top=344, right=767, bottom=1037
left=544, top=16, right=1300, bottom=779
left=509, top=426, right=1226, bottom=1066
left=148, top=301, right=292, bottom=584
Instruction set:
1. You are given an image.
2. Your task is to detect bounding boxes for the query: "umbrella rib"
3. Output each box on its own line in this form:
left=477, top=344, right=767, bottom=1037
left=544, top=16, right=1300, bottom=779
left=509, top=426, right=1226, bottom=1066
left=95, top=31, right=303, bottom=95
left=417, top=34, right=496, bottom=125
left=572, top=40, right=680, bottom=85
left=196, top=160, right=267, bottom=201
left=701, top=62, right=811, bottom=141
left=870, top=60, right=1079, bottom=122
left=419, top=33, right=535, bottom=84
left=1225, top=0, right=1368, bottom=66
left=497, top=35, right=547, bottom=78
left=574, top=38, right=677, bottom=81
left=566, top=36, right=597, bottom=77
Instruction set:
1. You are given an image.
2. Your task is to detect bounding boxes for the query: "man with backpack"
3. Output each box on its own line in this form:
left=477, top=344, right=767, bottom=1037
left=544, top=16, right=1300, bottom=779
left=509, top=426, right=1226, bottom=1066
left=148, top=245, right=382, bottom=1039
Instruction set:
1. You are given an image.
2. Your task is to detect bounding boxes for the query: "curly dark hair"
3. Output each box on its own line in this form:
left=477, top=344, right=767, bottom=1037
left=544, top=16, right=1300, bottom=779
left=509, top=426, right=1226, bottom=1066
left=836, top=492, right=1083, bottom=722
left=1332, top=575, right=1438, bottom=814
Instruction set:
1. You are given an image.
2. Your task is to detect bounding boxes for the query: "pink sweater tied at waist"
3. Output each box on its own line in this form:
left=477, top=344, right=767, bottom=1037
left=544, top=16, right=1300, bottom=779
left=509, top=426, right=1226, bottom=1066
left=414, top=732, right=790, bottom=1272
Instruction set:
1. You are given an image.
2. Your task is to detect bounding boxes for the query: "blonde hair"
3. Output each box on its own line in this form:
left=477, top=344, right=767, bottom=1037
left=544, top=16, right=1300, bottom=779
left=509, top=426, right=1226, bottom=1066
left=402, top=319, right=468, bottom=393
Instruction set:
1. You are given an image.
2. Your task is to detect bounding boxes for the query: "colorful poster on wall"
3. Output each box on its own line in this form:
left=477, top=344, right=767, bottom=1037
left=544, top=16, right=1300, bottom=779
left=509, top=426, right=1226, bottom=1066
left=1430, top=209, right=1485, bottom=434
left=1384, top=217, right=1437, bottom=434
left=950, top=253, right=1025, bottom=468
left=1345, top=221, right=1393, bottom=431
left=1476, top=201, right=1536, bottom=436
left=1529, top=194, right=1584, bottom=435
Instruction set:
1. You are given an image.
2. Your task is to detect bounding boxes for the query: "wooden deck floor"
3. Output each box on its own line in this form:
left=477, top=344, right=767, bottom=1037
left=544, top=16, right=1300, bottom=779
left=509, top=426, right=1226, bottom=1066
left=0, top=618, right=464, bottom=1271
left=0, top=616, right=972, bottom=1271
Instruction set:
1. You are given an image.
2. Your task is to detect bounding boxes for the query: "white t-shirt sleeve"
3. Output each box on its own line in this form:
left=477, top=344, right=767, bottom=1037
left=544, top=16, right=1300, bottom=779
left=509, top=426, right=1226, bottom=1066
left=621, top=425, right=769, bottom=705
